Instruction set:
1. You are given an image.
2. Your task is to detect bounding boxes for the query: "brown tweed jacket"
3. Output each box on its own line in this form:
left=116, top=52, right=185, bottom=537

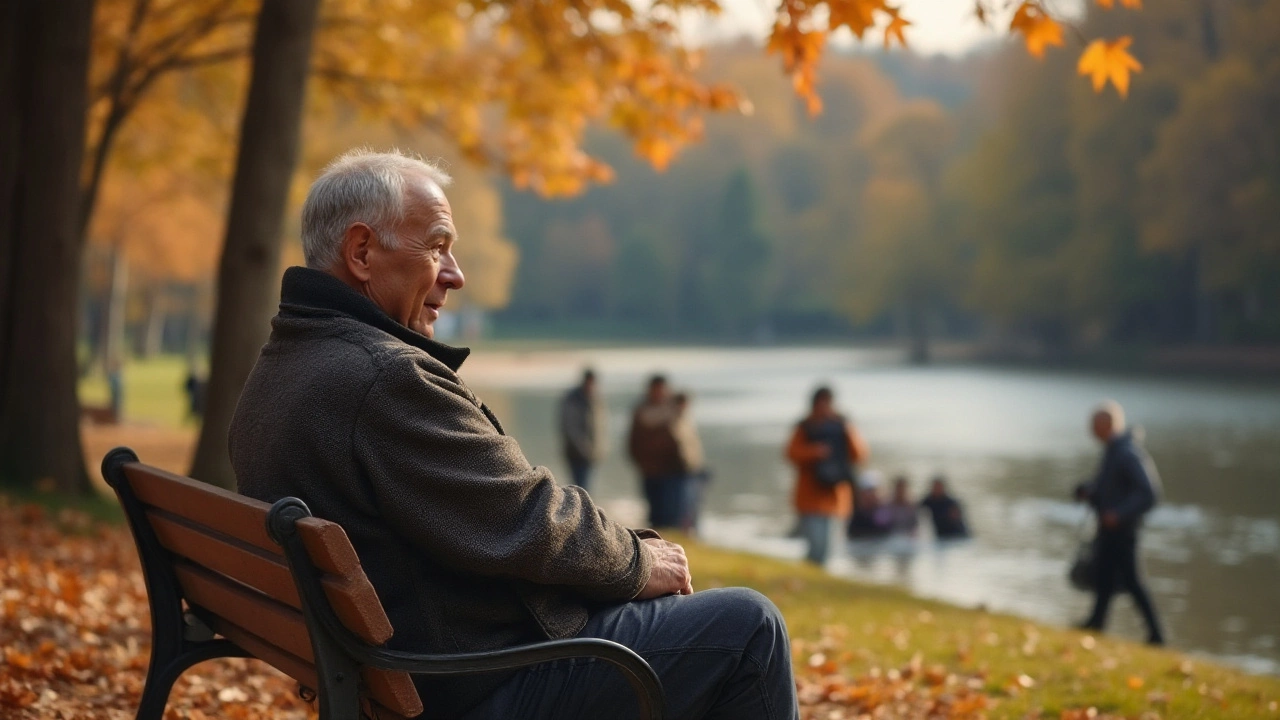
left=230, top=267, right=653, bottom=715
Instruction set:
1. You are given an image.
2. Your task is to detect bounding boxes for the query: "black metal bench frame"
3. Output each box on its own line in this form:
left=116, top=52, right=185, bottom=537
left=103, top=447, right=666, bottom=720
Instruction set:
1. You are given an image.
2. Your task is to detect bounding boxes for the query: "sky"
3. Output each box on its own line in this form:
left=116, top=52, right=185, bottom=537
left=683, top=0, right=1077, bottom=56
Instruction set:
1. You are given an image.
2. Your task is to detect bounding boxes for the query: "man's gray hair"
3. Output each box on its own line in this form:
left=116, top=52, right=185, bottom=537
left=301, top=148, right=452, bottom=270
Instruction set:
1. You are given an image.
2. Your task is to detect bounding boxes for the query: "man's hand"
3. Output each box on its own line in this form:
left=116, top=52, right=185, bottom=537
left=635, top=538, right=693, bottom=599
left=1101, top=511, right=1120, bottom=529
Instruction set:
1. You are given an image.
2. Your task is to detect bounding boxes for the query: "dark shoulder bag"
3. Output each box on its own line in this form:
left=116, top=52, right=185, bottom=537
left=805, top=416, right=854, bottom=489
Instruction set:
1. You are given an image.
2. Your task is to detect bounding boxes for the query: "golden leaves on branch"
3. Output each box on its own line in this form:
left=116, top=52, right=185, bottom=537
left=766, top=0, right=908, bottom=116
left=1009, top=2, right=1063, bottom=59
left=311, top=0, right=747, bottom=196
left=1003, top=1, right=1142, bottom=96
left=1078, top=36, right=1144, bottom=97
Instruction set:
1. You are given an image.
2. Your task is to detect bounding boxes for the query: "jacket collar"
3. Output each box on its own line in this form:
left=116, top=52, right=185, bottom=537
left=278, top=266, right=470, bottom=372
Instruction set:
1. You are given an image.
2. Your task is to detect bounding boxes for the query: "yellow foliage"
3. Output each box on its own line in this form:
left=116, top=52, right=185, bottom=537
left=1077, top=36, right=1144, bottom=98
left=1009, top=2, right=1064, bottom=60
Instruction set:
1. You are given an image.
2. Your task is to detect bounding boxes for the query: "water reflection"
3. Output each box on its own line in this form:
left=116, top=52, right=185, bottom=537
left=461, top=347, right=1280, bottom=675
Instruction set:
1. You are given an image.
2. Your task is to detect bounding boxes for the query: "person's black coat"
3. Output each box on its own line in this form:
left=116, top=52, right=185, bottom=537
left=1076, top=432, right=1161, bottom=530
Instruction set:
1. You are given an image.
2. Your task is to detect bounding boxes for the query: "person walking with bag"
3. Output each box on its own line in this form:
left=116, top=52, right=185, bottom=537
left=1074, top=400, right=1166, bottom=645
left=787, top=386, right=869, bottom=565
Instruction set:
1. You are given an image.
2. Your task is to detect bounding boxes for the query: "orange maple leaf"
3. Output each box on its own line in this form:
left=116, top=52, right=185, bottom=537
left=883, top=8, right=910, bottom=48
left=1077, top=36, right=1143, bottom=97
left=1120, top=0, right=1142, bottom=8
left=1095, top=0, right=1114, bottom=8
left=1009, top=3, right=1063, bottom=59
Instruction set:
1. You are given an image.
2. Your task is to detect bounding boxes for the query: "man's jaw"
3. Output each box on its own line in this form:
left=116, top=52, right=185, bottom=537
left=417, top=300, right=444, bottom=338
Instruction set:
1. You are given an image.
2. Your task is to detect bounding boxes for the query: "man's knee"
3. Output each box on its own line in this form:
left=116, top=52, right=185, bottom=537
left=717, top=587, right=784, bottom=623
left=704, top=588, right=789, bottom=650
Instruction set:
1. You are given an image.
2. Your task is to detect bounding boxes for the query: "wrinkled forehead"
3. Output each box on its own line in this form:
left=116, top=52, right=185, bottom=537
left=401, top=173, right=455, bottom=235
left=402, top=172, right=450, bottom=212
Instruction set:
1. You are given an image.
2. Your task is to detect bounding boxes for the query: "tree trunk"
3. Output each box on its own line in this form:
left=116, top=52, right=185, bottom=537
left=189, top=0, right=321, bottom=488
left=0, top=0, right=95, bottom=494
left=0, top=0, right=21, bottom=388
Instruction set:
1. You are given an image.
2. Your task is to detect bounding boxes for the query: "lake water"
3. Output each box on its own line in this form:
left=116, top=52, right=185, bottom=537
left=460, top=346, right=1280, bottom=675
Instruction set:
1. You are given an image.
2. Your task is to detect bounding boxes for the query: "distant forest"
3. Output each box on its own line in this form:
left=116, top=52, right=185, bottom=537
left=493, top=0, right=1280, bottom=353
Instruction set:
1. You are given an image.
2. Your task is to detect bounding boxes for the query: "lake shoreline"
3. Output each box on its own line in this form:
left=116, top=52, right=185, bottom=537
left=461, top=337, right=1280, bottom=381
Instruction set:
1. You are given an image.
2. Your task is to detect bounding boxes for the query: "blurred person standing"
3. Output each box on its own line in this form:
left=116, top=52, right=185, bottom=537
left=920, top=475, right=970, bottom=539
left=558, top=368, right=605, bottom=491
left=1074, top=401, right=1165, bottom=645
left=787, top=386, right=869, bottom=565
left=628, top=374, right=685, bottom=528
left=671, top=392, right=709, bottom=534
left=106, top=356, right=125, bottom=422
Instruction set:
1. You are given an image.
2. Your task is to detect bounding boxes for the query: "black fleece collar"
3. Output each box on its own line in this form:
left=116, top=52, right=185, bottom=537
left=278, top=266, right=471, bottom=372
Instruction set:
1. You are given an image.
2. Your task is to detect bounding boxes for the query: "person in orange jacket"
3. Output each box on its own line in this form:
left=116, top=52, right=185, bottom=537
left=787, top=386, right=870, bottom=565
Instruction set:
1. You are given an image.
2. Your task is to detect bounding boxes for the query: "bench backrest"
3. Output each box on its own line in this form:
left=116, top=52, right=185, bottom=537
left=113, top=460, right=424, bottom=717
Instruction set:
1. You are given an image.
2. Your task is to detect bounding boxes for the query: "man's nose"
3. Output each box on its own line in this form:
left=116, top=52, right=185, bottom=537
left=440, top=251, right=465, bottom=289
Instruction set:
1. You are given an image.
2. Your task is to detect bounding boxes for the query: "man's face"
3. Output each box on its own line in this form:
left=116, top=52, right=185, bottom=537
left=364, top=175, right=464, bottom=338
left=647, top=381, right=668, bottom=404
left=813, top=396, right=834, bottom=416
left=1091, top=412, right=1113, bottom=443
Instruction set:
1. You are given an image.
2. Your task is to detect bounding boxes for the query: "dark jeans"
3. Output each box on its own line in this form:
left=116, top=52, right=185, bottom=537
left=1084, top=528, right=1165, bottom=643
left=642, top=474, right=689, bottom=528
left=566, top=456, right=594, bottom=492
left=461, top=588, right=798, bottom=720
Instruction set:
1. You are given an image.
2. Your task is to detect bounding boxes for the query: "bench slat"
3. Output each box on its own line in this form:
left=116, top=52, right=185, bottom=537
left=213, top=619, right=319, bottom=692
left=214, top=618, right=423, bottom=717
left=147, top=509, right=302, bottom=606
left=125, top=464, right=364, bottom=577
left=145, top=508, right=394, bottom=645
left=174, top=561, right=314, bottom=663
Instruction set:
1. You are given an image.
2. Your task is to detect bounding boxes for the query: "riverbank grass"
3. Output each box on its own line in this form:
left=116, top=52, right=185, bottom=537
left=685, top=539, right=1279, bottom=719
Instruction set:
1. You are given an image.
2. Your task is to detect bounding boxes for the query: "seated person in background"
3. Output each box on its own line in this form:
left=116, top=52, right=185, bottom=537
left=847, top=472, right=890, bottom=539
left=230, top=149, right=797, bottom=720
left=877, top=476, right=919, bottom=536
left=920, top=475, right=970, bottom=539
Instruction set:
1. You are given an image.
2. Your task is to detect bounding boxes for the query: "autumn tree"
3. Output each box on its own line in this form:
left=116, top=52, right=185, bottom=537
left=842, top=100, right=959, bottom=362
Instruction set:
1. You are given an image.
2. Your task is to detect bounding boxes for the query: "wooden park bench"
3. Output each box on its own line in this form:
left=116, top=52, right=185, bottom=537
left=101, top=447, right=665, bottom=720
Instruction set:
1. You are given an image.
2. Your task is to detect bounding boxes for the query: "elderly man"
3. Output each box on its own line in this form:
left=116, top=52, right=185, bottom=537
left=229, top=149, right=797, bottom=720
left=1074, top=401, right=1165, bottom=645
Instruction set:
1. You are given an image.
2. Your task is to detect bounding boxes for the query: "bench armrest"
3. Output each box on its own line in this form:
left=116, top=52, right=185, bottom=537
left=352, top=637, right=663, bottom=717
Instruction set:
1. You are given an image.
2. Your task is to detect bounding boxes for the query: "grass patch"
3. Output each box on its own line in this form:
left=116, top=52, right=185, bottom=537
left=0, top=487, right=123, bottom=527
left=684, top=539, right=1280, bottom=718
left=78, top=355, right=195, bottom=429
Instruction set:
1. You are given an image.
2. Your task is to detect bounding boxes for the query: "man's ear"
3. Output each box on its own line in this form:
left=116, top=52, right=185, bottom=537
left=339, top=223, right=376, bottom=282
